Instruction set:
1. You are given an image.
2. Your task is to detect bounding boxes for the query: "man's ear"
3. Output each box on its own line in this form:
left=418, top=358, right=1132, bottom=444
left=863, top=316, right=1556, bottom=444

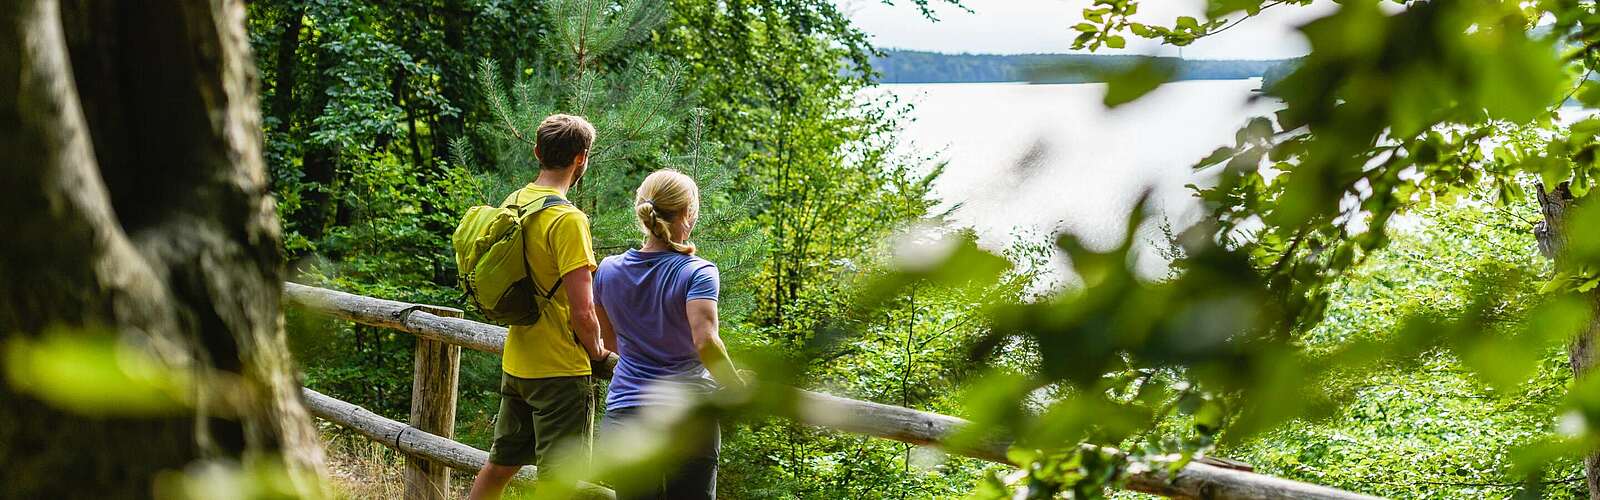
left=572, top=149, right=589, bottom=169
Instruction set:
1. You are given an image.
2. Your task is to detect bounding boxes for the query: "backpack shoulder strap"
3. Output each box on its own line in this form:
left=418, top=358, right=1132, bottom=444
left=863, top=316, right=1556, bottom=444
left=515, top=194, right=575, bottom=299
left=540, top=195, right=572, bottom=209
left=512, top=194, right=571, bottom=217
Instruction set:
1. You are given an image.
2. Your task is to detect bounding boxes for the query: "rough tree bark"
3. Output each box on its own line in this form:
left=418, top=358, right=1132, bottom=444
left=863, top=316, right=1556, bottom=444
left=1537, top=182, right=1600, bottom=499
left=0, top=0, right=323, bottom=497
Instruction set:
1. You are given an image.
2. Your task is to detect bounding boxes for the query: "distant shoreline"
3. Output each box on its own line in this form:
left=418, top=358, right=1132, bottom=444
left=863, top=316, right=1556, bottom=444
left=868, top=49, right=1298, bottom=85
left=872, top=77, right=1268, bottom=86
left=870, top=47, right=1292, bottom=61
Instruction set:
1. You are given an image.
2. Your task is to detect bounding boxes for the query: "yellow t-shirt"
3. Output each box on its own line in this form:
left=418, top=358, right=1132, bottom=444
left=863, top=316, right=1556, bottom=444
left=500, top=184, right=597, bottom=379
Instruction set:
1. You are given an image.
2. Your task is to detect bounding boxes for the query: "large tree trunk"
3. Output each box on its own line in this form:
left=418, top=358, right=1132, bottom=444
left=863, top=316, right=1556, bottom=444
left=1537, top=183, right=1600, bottom=499
left=0, top=0, right=324, bottom=497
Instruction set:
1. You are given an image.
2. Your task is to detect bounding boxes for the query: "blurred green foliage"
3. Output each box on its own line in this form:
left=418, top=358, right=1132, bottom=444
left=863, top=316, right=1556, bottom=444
left=4, top=329, right=192, bottom=417
left=153, top=456, right=308, bottom=500
left=1223, top=203, right=1585, bottom=499
left=884, top=0, right=1600, bottom=498
left=235, top=0, right=1600, bottom=497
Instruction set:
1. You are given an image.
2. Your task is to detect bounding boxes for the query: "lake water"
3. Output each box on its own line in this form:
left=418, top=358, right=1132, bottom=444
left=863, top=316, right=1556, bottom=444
left=866, top=79, right=1280, bottom=278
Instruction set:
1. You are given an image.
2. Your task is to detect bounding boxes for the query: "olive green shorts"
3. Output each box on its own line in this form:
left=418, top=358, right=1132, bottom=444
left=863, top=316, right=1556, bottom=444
left=487, top=373, right=594, bottom=471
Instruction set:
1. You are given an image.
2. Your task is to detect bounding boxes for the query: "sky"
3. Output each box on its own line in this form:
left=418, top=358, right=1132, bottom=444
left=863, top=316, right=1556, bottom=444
left=839, top=0, right=1338, bottom=60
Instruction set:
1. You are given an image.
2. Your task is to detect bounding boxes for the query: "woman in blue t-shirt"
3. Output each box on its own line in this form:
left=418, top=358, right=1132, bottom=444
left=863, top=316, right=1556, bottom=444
left=594, top=169, right=743, bottom=500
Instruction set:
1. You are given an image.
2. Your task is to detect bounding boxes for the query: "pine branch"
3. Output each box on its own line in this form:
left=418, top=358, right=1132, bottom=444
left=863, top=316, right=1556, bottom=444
left=569, top=70, right=602, bottom=117
left=448, top=137, right=494, bottom=206
left=551, top=0, right=668, bottom=73
left=475, top=58, right=535, bottom=149
left=592, top=61, right=683, bottom=161
left=576, top=0, right=593, bottom=74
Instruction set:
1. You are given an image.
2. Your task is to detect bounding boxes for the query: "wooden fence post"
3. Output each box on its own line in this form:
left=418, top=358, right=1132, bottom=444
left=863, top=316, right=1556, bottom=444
left=404, top=304, right=463, bottom=500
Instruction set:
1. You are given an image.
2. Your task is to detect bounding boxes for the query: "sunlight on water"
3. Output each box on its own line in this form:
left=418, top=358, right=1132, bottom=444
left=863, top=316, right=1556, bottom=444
left=866, top=79, right=1281, bottom=280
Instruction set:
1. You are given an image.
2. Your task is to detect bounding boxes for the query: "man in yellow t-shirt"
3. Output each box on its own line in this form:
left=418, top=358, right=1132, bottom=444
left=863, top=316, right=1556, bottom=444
left=469, top=114, right=613, bottom=500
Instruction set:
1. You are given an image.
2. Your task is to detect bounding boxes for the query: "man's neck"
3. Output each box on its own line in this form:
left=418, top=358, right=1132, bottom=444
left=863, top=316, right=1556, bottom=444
left=532, top=167, right=574, bottom=195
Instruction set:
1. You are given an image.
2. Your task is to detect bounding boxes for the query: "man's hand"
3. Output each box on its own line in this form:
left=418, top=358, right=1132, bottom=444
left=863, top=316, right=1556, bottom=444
left=591, top=351, right=620, bottom=380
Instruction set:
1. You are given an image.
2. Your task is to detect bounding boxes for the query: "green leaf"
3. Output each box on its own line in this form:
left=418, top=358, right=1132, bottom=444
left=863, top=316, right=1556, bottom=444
left=1538, top=158, right=1573, bottom=189
left=1195, top=146, right=1236, bottom=170
left=1105, top=35, right=1126, bottom=49
left=5, top=329, right=192, bottom=416
left=1473, top=26, right=1564, bottom=123
left=1207, top=0, right=1265, bottom=18
left=1389, top=68, right=1447, bottom=137
left=1192, top=398, right=1226, bottom=435
left=1577, top=82, right=1600, bottom=108
left=1572, top=117, right=1600, bottom=135
left=1244, top=116, right=1274, bottom=143
left=1101, top=59, right=1177, bottom=108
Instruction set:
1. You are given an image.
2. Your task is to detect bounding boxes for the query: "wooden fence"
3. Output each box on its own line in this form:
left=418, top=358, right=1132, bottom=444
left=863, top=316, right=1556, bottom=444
left=283, top=282, right=1380, bottom=500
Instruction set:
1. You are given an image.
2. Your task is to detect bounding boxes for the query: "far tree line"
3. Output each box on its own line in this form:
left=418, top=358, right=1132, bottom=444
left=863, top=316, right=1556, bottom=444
left=868, top=48, right=1299, bottom=85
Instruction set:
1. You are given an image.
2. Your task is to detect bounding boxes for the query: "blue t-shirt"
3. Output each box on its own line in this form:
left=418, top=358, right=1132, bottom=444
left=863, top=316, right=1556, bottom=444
left=595, top=249, right=720, bottom=411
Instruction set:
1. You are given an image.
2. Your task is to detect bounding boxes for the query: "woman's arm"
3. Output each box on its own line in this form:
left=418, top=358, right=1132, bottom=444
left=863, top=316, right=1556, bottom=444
left=686, top=298, right=742, bottom=388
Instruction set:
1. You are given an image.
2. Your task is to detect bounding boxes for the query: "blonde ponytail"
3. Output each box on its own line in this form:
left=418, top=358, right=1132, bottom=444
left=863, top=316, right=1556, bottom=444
left=635, top=170, right=699, bottom=254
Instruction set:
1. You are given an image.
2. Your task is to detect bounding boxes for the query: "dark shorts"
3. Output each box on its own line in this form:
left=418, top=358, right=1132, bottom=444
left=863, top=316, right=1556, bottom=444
left=601, top=405, right=719, bottom=500
left=487, top=373, right=594, bottom=476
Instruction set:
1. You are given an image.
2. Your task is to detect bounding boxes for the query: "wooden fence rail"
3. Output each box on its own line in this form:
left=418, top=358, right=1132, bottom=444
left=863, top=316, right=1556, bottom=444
left=302, top=388, right=614, bottom=499
left=284, top=282, right=1380, bottom=500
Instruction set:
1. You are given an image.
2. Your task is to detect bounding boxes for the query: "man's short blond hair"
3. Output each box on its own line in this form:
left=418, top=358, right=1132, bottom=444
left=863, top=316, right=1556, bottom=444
left=534, top=114, right=595, bottom=170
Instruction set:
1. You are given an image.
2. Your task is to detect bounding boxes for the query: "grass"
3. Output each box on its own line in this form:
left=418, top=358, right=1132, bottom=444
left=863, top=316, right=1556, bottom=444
left=321, top=427, right=513, bottom=499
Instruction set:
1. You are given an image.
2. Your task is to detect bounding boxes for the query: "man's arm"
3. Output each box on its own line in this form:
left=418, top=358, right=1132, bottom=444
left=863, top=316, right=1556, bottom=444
left=591, top=301, right=620, bottom=379
left=687, top=299, right=742, bottom=388
left=596, top=302, right=617, bottom=356
left=562, top=269, right=609, bottom=361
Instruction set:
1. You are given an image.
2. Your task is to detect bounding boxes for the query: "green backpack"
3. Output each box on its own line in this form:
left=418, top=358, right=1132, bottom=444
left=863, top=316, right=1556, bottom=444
left=452, top=194, right=572, bottom=325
